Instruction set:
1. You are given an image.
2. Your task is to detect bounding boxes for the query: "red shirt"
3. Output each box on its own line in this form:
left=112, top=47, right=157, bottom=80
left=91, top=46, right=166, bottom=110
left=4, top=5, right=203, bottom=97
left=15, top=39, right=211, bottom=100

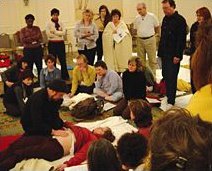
left=20, top=26, right=42, bottom=48
left=138, top=126, right=151, bottom=139
left=63, top=122, right=99, bottom=167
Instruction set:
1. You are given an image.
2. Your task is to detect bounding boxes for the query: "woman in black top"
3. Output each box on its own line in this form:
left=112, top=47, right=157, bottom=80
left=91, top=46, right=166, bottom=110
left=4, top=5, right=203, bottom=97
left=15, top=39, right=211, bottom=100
left=114, top=57, right=146, bottom=119
left=3, top=69, right=34, bottom=117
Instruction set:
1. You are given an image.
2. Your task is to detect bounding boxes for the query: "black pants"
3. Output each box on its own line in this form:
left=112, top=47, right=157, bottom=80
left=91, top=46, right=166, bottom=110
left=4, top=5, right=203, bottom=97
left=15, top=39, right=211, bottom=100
left=162, top=57, right=180, bottom=105
left=23, top=46, right=43, bottom=80
left=78, top=47, right=96, bottom=66
left=96, top=32, right=103, bottom=61
left=113, top=98, right=130, bottom=119
left=48, top=41, right=70, bottom=80
left=3, top=100, right=21, bottom=117
left=0, top=135, right=63, bottom=171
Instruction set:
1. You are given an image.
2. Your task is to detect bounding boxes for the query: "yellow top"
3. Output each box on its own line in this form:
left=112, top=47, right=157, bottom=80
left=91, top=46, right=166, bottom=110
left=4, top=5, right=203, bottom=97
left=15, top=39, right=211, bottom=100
left=186, top=84, right=212, bottom=122
left=71, top=65, right=96, bottom=95
left=95, top=17, right=104, bottom=32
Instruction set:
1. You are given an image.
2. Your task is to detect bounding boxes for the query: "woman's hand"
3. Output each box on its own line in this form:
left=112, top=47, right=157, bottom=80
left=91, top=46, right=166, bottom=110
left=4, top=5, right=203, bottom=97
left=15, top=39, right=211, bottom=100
left=55, top=164, right=68, bottom=171
left=51, top=129, right=69, bottom=137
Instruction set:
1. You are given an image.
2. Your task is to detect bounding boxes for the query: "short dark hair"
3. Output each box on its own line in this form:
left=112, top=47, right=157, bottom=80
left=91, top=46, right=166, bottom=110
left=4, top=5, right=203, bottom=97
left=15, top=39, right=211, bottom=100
left=88, top=139, right=121, bottom=171
left=162, top=0, right=176, bottom=9
left=51, top=8, right=60, bottom=16
left=25, top=14, right=35, bottom=21
left=44, top=54, right=56, bottom=64
left=111, top=9, right=121, bottom=19
left=94, top=60, right=108, bottom=70
left=21, top=69, right=34, bottom=80
left=102, top=128, right=115, bottom=142
left=117, top=133, right=148, bottom=169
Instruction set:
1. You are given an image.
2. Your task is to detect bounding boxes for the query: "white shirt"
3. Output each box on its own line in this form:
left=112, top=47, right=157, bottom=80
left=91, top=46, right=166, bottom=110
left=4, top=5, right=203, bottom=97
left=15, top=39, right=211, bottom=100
left=134, top=12, right=159, bottom=37
left=46, top=20, right=66, bottom=41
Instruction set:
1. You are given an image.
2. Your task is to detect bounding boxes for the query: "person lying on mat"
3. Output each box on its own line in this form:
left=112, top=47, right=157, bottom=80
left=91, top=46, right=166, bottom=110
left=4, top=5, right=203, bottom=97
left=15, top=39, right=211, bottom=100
left=0, top=122, right=115, bottom=171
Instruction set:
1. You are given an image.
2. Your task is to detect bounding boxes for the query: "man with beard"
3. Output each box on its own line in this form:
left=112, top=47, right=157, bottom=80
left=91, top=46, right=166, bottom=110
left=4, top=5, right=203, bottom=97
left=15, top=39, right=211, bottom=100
left=21, top=79, right=69, bottom=137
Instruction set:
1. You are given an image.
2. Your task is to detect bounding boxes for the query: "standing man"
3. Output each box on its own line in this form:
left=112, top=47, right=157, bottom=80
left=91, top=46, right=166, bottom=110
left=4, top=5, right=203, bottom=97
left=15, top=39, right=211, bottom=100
left=46, top=8, right=70, bottom=81
left=134, top=3, right=159, bottom=79
left=21, top=79, right=69, bottom=136
left=20, top=14, right=43, bottom=81
left=158, top=0, right=187, bottom=109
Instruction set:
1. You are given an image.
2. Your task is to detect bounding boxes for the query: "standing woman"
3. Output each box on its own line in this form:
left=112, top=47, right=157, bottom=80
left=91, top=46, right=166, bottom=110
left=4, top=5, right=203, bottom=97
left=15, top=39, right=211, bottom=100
left=189, top=7, right=211, bottom=93
left=74, top=9, right=99, bottom=66
left=95, top=5, right=111, bottom=61
left=103, top=9, right=132, bottom=73
left=20, top=14, right=43, bottom=81
left=46, top=8, right=70, bottom=81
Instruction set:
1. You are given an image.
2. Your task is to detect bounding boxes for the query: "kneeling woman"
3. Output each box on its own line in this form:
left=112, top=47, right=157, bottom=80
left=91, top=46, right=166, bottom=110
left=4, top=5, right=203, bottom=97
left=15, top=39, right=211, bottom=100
left=0, top=122, right=115, bottom=171
left=3, top=69, right=34, bottom=117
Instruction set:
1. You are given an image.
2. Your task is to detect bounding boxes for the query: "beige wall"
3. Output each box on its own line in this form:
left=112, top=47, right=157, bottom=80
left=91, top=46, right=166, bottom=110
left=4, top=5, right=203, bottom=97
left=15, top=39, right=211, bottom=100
left=0, top=0, right=211, bottom=51
left=0, top=0, right=75, bottom=34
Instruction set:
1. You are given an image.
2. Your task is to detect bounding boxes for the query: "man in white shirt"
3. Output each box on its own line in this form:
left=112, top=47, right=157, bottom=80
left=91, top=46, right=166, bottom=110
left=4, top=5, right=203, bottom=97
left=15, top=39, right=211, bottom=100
left=134, top=2, right=160, bottom=79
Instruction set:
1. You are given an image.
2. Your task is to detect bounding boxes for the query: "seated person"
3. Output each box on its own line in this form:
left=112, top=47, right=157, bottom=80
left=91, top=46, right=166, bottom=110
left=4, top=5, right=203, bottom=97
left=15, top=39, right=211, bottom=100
left=117, top=132, right=148, bottom=171
left=70, top=54, right=96, bottom=97
left=40, top=54, right=61, bottom=88
left=94, top=60, right=123, bottom=102
left=114, top=57, right=146, bottom=118
left=3, top=69, right=34, bottom=117
left=0, top=122, right=115, bottom=171
left=21, top=79, right=69, bottom=136
left=150, top=108, right=212, bottom=171
left=129, top=99, right=152, bottom=139
left=87, top=139, right=121, bottom=171
left=1, top=57, right=29, bottom=94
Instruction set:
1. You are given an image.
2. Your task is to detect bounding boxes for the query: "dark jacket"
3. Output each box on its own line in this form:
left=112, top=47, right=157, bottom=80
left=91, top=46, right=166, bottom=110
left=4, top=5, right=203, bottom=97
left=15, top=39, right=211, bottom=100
left=21, top=88, right=64, bottom=136
left=158, top=11, right=187, bottom=60
left=122, top=70, right=146, bottom=100
left=190, top=21, right=199, bottom=55
left=3, top=82, right=33, bottom=113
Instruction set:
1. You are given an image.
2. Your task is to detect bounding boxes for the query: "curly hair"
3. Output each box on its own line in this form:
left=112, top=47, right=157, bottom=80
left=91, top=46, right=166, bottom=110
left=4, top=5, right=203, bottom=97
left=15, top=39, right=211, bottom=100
left=150, top=108, right=211, bottom=171
left=117, top=132, right=148, bottom=169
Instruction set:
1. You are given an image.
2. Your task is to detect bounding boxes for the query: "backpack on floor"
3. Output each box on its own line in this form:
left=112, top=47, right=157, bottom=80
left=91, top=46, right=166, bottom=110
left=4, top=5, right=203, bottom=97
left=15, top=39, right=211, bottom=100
left=70, top=97, right=104, bottom=120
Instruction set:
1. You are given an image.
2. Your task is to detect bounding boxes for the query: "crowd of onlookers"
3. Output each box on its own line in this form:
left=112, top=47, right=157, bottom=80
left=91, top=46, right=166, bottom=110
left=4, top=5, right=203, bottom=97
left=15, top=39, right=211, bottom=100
left=0, top=0, right=212, bottom=170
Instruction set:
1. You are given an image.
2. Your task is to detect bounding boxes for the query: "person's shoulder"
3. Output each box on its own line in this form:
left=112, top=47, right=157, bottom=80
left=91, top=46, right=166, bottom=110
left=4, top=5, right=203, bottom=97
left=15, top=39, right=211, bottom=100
left=20, top=27, right=27, bottom=32
left=88, top=65, right=95, bottom=70
left=33, top=25, right=41, bottom=29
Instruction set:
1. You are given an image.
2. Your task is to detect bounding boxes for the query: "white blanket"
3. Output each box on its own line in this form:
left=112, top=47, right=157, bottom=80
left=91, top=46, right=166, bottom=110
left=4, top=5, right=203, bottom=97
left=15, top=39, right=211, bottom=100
left=62, top=93, right=93, bottom=110
left=52, top=116, right=137, bottom=171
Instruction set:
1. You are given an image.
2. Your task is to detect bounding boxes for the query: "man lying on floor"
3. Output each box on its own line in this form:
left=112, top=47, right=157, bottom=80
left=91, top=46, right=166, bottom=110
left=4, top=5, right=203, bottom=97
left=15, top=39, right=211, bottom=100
left=0, top=122, right=115, bottom=171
